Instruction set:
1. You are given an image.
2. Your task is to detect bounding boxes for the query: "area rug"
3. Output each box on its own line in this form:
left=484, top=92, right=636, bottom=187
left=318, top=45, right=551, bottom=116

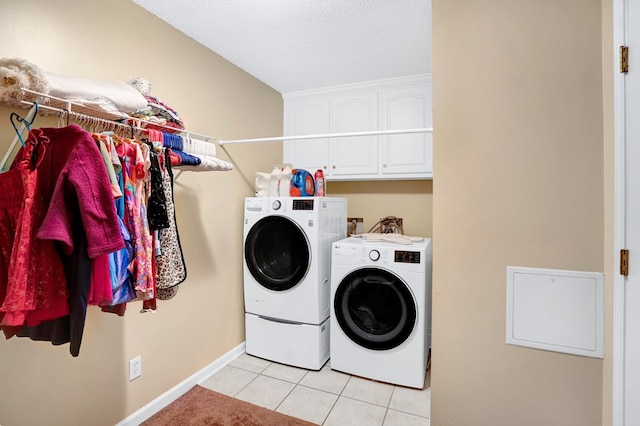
left=142, top=385, right=317, bottom=426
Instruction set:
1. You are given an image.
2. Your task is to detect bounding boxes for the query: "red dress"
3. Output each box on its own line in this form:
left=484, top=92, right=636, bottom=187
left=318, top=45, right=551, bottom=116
left=0, top=134, right=69, bottom=336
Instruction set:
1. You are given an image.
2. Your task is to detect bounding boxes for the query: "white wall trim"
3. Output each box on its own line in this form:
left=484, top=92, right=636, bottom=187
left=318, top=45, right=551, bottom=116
left=115, top=342, right=246, bottom=426
left=612, top=0, right=627, bottom=424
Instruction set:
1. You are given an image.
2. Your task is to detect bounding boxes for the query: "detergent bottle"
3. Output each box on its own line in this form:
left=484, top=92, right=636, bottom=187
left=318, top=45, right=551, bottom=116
left=314, top=169, right=325, bottom=196
left=290, top=169, right=315, bottom=196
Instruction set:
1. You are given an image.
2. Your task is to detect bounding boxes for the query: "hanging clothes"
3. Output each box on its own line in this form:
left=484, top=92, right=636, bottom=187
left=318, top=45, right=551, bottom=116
left=146, top=148, right=170, bottom=231
left=0, top=142, right=69, bottom=337
left=93, top=134, right=123, bottom=200
left=115, top=137, right=154, bottom=299
left=13, top=124, right=124, bottom=357
left=109, top=215, right=135, bottom=304
left=0, top=89, right=230, bottom=355
left=155, top=148, right=186, bottom=290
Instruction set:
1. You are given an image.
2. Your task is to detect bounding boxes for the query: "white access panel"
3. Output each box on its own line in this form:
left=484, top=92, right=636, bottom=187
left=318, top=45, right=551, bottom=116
left=506, top=266, right=604, bottom=358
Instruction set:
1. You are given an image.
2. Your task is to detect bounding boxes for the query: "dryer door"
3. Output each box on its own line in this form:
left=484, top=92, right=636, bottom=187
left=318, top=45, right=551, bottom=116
left=334, top=267, right=416, bottom=350
left=244, top=215, right=311, bottom=291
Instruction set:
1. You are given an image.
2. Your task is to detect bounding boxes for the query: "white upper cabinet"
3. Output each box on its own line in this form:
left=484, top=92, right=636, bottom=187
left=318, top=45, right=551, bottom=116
left=330, top=92, right=379, bottom=176
left=380, top=82, right=432, bottom=177
left=283, top=75, right=432, bottom=181
left=283, top=96, right=330, bottom=172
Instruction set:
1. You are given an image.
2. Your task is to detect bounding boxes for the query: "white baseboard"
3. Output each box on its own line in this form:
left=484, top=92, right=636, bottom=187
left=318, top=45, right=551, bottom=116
left=116, top=341, right=246, bottom=426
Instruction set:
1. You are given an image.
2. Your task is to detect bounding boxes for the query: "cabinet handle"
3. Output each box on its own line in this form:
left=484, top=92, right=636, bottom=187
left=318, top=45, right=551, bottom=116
left=332, top=165, right=336, bottom=169
left=382, top=164, right=387, bottom=168
left=323, top=165, right=327, bottom=170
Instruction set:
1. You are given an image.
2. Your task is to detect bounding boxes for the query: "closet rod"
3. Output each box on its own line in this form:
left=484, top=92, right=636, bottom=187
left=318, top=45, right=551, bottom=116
left=218, top=127, right=433, bottom=145
left=17, top=100, right=150, bottom=136
left=17, top=88, right=217, bottom=142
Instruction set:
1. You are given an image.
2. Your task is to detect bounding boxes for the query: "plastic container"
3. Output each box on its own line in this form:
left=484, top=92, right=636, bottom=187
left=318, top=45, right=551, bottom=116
left=268, top=165, right=281, bottom=197
left=290, top=169, right=316, bottom=196
left=254, top=172, right=270, bottom=197
left=314, top=169, right=325, bottom=196
left=279, top=164, right=293, bottom=197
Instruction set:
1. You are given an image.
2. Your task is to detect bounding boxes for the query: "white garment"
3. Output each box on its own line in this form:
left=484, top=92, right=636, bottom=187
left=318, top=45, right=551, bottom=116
left=182, top=138, right=216, bottom=157
left=173, top=155, right=233, bottom=172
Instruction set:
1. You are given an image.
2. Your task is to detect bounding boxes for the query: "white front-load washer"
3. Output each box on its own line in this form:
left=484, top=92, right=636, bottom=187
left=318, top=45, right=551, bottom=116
left=330, top=236, right=432, bottom=388
left=243, top=196, right=347, bottom=369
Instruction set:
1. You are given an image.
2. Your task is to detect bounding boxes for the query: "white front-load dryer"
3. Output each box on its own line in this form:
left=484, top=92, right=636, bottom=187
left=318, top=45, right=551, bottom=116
left=330, top=236, right=432, bottom=388
left=243, top=196, right=347, bottom=369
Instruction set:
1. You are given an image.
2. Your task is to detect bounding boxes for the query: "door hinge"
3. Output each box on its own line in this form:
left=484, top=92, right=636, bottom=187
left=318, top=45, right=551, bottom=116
left=621, top=249, right=629, bottom=276
left=620, top=46, right=629, bottom=73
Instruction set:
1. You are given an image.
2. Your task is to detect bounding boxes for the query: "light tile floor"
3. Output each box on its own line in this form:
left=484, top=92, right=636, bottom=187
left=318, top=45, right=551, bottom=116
left=200, top=353, right=431, bottom=426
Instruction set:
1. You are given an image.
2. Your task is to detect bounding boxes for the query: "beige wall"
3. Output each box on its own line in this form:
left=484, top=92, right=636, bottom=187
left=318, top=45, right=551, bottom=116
left=0, top=1, right=282, bottom=425
left=432, top=1, right=605, bottom=425
left=328, top=180, right=433, bottom=238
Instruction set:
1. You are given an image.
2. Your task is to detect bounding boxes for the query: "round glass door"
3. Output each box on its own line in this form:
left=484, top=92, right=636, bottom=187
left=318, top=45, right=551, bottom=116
left=334, top=267, right=416, bottom=350
left=244, top=216, right=310, bottom=291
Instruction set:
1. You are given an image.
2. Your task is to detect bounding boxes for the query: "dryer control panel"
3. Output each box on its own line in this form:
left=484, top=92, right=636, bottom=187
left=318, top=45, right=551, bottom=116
left=292, top=199, right=314, bottom=210
left=394, top=250, right=421, bottom=264
left=332, top=237, right=430, bottom=271
left=334, top=245, right=421, bottom=265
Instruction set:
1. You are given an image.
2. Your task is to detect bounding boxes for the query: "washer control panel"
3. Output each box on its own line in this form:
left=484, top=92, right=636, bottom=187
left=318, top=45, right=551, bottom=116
left=368, top=250, right=380, bottom=261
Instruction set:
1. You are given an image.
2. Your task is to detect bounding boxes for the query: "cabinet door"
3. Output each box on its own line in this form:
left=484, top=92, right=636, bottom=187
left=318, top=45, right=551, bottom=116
left=283, top=97, right=330, bottom=172
left=330, top=93, right=379, bottom=177
left=380, top=84, right=432, bottom=176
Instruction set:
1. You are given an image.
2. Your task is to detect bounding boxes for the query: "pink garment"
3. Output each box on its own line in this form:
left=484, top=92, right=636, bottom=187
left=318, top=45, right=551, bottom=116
left=88, top=254, right=112, bottom=306
left=116, top=140, right=153, bottom=297
left=146, top=129, right=163, bottom=143
left=35, top=125, right=124, bottom=258
left=167, top=149, right=182, bottom=166
left=134, top=142, right=147, bottom=181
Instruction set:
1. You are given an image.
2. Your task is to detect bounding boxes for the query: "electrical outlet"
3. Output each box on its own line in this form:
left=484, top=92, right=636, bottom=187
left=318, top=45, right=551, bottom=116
left=129, top=356, right=142, bottom=381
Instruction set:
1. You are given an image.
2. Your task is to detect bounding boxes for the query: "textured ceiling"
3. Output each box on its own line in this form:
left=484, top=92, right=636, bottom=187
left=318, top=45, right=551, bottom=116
left=131, top=0, right=431, bottom=94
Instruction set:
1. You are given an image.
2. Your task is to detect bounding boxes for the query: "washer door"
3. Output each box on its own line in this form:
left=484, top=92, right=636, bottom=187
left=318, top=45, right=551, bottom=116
left=245, top=215, right=310, bottom=291
left=334, top=267, right=416, bottom=350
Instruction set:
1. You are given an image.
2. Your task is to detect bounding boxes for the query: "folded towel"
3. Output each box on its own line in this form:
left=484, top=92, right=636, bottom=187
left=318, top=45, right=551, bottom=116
left=174, top=156, right=233, bottom=172
left=44, top=71, right=148, bottom=113
left=199, top=156, right=233, bottom=171
left=352, top=233, right=425, bottom=244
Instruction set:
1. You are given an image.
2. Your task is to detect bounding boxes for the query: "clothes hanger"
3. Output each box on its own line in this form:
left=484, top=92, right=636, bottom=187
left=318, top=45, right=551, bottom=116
left=1, top=102, right=39, bottom=171
left=10, top=102, right=38, bottom=147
